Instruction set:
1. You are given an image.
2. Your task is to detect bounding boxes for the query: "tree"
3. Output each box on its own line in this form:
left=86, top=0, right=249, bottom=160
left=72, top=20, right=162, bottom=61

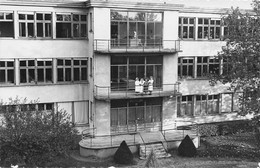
left=211, top=0, right=260, bottom=117
left=0, top=97, right=78, bottom=166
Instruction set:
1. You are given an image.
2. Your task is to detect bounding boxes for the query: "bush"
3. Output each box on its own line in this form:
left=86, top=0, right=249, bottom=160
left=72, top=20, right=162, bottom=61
left=0, top=98, right=79, bottom=166
left=178, top=135, right=197, bottom=157
left=114, top=140, right=133, bottom=165
left=198, top=120, right=253, bottom=137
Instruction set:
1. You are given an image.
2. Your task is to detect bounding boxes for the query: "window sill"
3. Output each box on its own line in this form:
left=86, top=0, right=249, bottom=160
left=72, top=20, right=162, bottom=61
left=0, top=82, right=89, bottom=87
left=75, top=123, right=89, bottom=127
left=178, top=77, right=209, bottom=81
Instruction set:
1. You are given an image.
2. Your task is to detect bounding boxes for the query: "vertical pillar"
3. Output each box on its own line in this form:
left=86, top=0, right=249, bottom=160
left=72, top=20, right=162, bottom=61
left=14, top=11, right=19, bottom=39
left=14, top=59, right=19, bottom=85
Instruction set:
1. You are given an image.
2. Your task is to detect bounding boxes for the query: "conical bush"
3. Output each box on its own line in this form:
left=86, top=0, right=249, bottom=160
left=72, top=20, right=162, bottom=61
left=114, top=140, right=134, bottom=164
left=178, top=135, right=197, bottom=157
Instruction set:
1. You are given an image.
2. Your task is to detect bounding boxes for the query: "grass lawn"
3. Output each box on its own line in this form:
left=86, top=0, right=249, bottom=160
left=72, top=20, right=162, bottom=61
left=2, top=132, right=260, bottom=167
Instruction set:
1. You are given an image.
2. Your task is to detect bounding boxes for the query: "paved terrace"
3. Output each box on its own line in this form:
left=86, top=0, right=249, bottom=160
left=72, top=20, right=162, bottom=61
left=79, top=130, right=198, bottom=148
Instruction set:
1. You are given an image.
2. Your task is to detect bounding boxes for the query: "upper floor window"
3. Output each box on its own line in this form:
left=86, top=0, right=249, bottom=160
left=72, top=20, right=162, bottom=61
left=111, top=11, right=163, bottom=47
left=198, top=18, right=221, bottom=40
left=0, top=60, right=14, bottom=84
left=178, top=17, right=195, bottom=39
left=178, top=57, right=220, bottom=79
left=56, top=13, right=87, bottom=38
left=0, top=12, right=14, bottom=37
left=36, top=13, right=52, bottom=38
left=19, top=13, right=35, bottom=38
left=57, top=58, right=88, bottom=82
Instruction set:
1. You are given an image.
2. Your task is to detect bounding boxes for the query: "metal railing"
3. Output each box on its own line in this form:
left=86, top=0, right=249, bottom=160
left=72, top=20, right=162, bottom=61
left=94, top=82, right=181, bottom=99
left=94, top=39, right=181, bottom=52
left=81, top=128, right=147, bottom=154
left=162, top=121, right=199, bottom=139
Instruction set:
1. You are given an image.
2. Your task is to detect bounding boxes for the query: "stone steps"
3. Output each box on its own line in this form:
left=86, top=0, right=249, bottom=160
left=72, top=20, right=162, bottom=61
left=139, top=142, right=171, bottom=159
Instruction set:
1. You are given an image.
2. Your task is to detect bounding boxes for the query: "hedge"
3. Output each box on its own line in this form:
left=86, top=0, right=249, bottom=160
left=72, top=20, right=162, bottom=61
left=198, top=120, right=254, bottom=137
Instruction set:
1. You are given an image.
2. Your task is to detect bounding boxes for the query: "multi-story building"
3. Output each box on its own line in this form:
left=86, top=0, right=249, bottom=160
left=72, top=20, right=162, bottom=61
left=0, top=0, right=252, bottom=147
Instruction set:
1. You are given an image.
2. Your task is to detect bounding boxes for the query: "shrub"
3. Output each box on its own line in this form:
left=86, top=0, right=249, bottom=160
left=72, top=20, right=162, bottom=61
left=114, top=140, right=133, bottom=165
left=198, top=120, right=253, bottom=137
left=0, top=98, right=79, bottom=166
left=178, top=135, right=197, bottom=157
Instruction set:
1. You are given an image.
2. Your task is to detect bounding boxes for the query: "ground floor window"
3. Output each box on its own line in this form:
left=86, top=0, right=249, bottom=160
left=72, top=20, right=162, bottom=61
left=111, top=98, right=162, bottom=127
left=178, top=93, right=238, bottom=117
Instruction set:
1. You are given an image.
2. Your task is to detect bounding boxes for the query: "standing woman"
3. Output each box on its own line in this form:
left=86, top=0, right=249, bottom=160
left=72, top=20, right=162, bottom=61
left=135, top=77, right=140, bottom=95
left=148, top=76, right=154, bottom=95
left=139, top=78, right=145, bottom=95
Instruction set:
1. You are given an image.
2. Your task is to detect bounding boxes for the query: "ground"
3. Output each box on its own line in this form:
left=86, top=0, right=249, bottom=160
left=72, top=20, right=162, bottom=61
left=2, top=132, right=260, bottom=167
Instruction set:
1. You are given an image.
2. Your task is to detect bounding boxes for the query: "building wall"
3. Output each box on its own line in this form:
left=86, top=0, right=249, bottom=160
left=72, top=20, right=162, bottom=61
left=95, top=100, right=110, bottom=135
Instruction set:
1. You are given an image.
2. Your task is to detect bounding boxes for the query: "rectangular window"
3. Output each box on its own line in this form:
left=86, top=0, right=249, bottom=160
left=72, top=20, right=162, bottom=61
left=198, top=18, right=209, bottom=39
left=178, top=57, right=194, bottom=79
left=19, top=13, right=35, bottom=38
left=0, top=12, right=14, bottom=37
left=0, top=60, right=14, bottom=84
left=57, top=58, right=88, bottom=82
left=177, top=95, right=193, bottom=117
left=36, top=13, right=52, bottom=38
left=56, top=13, right=87, bottom=38
left=209, top=19, right=221, bottom=39
left=20, top=59, right=53, bottom=84
left=197, top=57, right=220, bottom=78
left=178, top=17, right=195, bottom=39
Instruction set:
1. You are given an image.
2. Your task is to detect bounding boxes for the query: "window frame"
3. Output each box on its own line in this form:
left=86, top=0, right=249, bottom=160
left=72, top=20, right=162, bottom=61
left=178, top=17, right=195, bottom=40
left=57, top=58, right=88, bottom=83
left=0, top=59, right=15, bottom=84
left=56, top=13, right=88, bottom=39
left=0, top=11, right=14, bottom=38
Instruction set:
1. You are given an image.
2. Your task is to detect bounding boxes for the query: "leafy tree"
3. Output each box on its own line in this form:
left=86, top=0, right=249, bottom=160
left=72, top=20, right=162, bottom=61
left=0, top=97, right=78, bottom=166
left=211, top=0, right=260, bottom=117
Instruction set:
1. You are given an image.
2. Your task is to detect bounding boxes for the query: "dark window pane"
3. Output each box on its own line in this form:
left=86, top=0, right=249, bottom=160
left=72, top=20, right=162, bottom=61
left=57, top=68, right=63, bottom=81
left=37, top=23, right=43, bottom=37
left=0, top=61, right=5, bottom=67
left=28, top=23, right=34, bottom=37
left=74, top=68, right=80, bottom=81
left=19, top=14, right=25, bottom=20
left=74, top=60, right=80, bottom=65
left=81, top=24, right=87, bottom=37
left=56, top=23, right=71, bottom=38
left=73, top=24, right=79, bottom=37
left=46, top=61, right=52, bottom=66
left=37, top=69, right=44, bottom=82
left=65, top=60, right=71, bottom=66
left=46, top=68, right=52, bottom=82
left=37, top=13, right=43, bottom=20
left=28, top=69, right=35, bottom=82
left=0, top=22, right=14, bottom=37
left=81, top=60, right=87, bottom=65
left=20, top=69, right=27, bottom=83
left=7, top=61, right=13, bottom=67
left=81, top=68, right=87, bottom=80
left=81, top=15, right=87, bottom=21
left=27, top=15, right=34, bottom=20
left=73, top=14, right=79, bottom=21
left=0, top=70, right=5, bottom=82
left=45, top=14, right=51, bottom=20
left=6, top=13, right=13, bottom=20
left=65, top=68, right=71, bottom=81
left=7, top=69, right=14, bottom=83
left=37, top=61, right=44, bottom=66
left=57, top=59, right=63, bottom=66
left=19, top=23, right=26, bottom=37
left=20, top=61, right=26, bottom=66
left=28, top=60, right=35, bottom=66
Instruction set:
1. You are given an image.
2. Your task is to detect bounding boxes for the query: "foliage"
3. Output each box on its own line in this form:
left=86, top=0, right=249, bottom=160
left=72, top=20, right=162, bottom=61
left=0, top=97, right=78, bottom=166
left=198, top=120, right=253, bottom=137
left=210, top=1, right=260, bottom=116
left=178, top=135, right=197, bottom=157
left=114, top=140, right=133, bottom=165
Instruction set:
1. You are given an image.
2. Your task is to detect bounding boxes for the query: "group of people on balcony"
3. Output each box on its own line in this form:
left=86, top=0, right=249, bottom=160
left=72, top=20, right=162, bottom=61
left=135, top=76, right=154, bottom=95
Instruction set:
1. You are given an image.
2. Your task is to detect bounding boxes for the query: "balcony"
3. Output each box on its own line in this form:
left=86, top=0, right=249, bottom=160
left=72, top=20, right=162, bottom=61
left=94, top=82, right=181, bottom=100
left=93, top=39, right=181, bottom=54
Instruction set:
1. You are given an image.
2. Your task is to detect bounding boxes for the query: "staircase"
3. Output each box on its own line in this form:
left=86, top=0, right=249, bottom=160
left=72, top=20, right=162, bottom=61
left=139, top=142, right=171, bottom=159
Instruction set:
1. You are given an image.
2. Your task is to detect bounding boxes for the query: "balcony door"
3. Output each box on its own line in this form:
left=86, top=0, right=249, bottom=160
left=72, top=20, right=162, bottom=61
left=111, top=11, right=163, bottom=47
left=111, top=56, right=162, bottom=91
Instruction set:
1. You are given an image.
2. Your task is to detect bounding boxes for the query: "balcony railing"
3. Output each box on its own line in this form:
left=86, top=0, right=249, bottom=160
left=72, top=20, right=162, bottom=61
left=94, top=82, right=181, bottom=100
left=93, top=39, right=181, bottom=53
